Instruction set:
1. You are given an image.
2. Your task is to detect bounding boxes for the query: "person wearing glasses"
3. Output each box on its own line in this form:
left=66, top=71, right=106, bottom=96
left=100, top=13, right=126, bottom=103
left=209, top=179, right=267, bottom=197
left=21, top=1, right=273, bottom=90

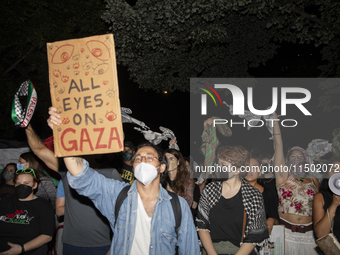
left=0, top=168, right=55, bottom=254
left=162, top=148, right=195, bottom=207
left=47, top=107, right=200, bottom=254
left=64, top=144, right=199, bottom=254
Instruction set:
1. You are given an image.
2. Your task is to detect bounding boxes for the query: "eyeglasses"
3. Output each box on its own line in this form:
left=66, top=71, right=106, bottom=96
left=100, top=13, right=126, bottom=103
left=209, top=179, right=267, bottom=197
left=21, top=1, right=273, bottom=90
left=16, top=168, right=36, bottom=179
left=134, top=155, right=159, bottom=163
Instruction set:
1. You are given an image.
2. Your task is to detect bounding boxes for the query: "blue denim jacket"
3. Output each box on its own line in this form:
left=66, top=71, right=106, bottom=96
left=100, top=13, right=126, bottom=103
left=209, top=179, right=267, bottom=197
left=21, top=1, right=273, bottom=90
left=67, top=159, right=200, bottom=255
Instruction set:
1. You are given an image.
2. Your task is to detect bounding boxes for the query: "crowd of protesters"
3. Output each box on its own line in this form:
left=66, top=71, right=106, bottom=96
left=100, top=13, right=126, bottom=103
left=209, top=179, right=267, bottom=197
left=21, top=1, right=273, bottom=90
left=0, top=108, right=339, bottom=255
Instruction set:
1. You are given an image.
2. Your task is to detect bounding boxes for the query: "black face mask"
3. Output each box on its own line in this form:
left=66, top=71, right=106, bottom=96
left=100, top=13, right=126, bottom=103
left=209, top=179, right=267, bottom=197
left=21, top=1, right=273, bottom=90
left=15, top=184, right=33, bottom=199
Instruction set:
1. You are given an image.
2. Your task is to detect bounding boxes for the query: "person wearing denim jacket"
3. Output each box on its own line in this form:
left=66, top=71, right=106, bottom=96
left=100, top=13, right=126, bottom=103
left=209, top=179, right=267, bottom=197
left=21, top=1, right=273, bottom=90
left=64, top=143, right=200, bottom=255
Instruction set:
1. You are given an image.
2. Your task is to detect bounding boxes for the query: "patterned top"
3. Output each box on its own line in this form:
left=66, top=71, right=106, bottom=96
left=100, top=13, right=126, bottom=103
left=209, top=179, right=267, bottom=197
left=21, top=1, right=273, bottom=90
left=196, top=178, right=269, bottom=245
left=277, top=175, right=317, bottom=217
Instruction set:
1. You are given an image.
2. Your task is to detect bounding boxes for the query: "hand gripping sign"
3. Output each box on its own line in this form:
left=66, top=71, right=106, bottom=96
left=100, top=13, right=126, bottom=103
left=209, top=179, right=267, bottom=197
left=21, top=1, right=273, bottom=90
left=47, top=34, right=123, bottom=157
left=11, top=80, right=38, bottom=128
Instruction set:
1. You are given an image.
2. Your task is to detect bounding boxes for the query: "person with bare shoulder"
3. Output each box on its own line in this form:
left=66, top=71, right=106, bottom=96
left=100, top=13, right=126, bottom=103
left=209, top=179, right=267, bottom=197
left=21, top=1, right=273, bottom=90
left=273, top=113, right=319, bottom=255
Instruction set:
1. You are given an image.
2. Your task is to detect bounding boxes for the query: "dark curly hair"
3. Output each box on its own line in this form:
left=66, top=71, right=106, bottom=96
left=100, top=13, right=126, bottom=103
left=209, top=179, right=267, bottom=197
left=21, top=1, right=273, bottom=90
left=162, top=149, right=190, bottom=196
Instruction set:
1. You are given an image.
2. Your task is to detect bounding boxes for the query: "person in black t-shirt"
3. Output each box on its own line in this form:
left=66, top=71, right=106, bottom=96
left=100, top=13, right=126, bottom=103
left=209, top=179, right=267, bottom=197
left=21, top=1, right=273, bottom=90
left=117, top=141, right=136, bottom=185
left=0, top=168, right=55, bottom=254
left=197, top=145, right=269, bottom=255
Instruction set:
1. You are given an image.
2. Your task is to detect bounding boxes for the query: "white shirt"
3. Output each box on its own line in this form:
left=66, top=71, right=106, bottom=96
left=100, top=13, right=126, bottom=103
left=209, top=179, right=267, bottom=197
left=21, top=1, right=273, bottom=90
left=130, top=193, right=152, bottom=255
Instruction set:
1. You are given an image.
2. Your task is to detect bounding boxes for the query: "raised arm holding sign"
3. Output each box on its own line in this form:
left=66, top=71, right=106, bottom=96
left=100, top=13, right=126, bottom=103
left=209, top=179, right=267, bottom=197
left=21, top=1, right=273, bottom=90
left=47, top=105, right=200, bottom=255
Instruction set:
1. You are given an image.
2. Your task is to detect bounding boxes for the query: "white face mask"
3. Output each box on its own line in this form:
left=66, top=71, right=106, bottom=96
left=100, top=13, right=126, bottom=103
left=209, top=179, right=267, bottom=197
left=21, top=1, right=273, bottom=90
left=134, top=162, right=160, bottom=185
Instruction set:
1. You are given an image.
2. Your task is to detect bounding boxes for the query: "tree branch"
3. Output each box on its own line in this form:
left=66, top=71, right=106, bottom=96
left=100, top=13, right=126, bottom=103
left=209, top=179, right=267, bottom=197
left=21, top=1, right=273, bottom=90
left=3, top=46, right=35, bottom=74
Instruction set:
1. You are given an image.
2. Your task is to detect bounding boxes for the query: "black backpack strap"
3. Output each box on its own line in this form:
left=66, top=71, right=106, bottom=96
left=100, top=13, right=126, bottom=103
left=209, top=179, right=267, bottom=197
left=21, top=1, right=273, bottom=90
left=114, top=187, right=182, bottom=234
left=114, top=185, right=130, bottom=228
left=167, top=190, right=182, bottom=235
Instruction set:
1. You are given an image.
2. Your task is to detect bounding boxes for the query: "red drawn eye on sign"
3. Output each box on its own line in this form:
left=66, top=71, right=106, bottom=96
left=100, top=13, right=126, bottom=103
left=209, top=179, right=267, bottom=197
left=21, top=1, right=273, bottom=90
left=86, top=41, right=110, bottom=61
left=53, top=70, right=61, bottom=77
left=61, top=75, right=69, bottom=83
left=73, top=62, right=80, bottom=69
left=105, top=110, right=117, bottom=121
left=51, top=44, right=74, bottom=64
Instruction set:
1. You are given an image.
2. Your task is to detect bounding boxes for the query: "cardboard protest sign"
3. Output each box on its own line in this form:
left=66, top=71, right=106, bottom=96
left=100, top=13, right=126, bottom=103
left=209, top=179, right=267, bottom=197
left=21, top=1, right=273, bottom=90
left=47, top=34, right=123, bottom=157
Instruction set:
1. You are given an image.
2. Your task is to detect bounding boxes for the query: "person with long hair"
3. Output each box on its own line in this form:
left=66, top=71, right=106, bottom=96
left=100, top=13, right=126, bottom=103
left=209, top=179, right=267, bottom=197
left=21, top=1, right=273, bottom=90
left=273, top=113, right=319, bottom=254
left=0, top=168, right=55, bottom=254
left=313, top=158, right=340, bottom=241
left=0, top=163, right=16, bottom=199
left=162, top=148, right=194, bottom=207
left=196, top=145, right=268, bottom=255
left=18, top=152, right=57, bottom=208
